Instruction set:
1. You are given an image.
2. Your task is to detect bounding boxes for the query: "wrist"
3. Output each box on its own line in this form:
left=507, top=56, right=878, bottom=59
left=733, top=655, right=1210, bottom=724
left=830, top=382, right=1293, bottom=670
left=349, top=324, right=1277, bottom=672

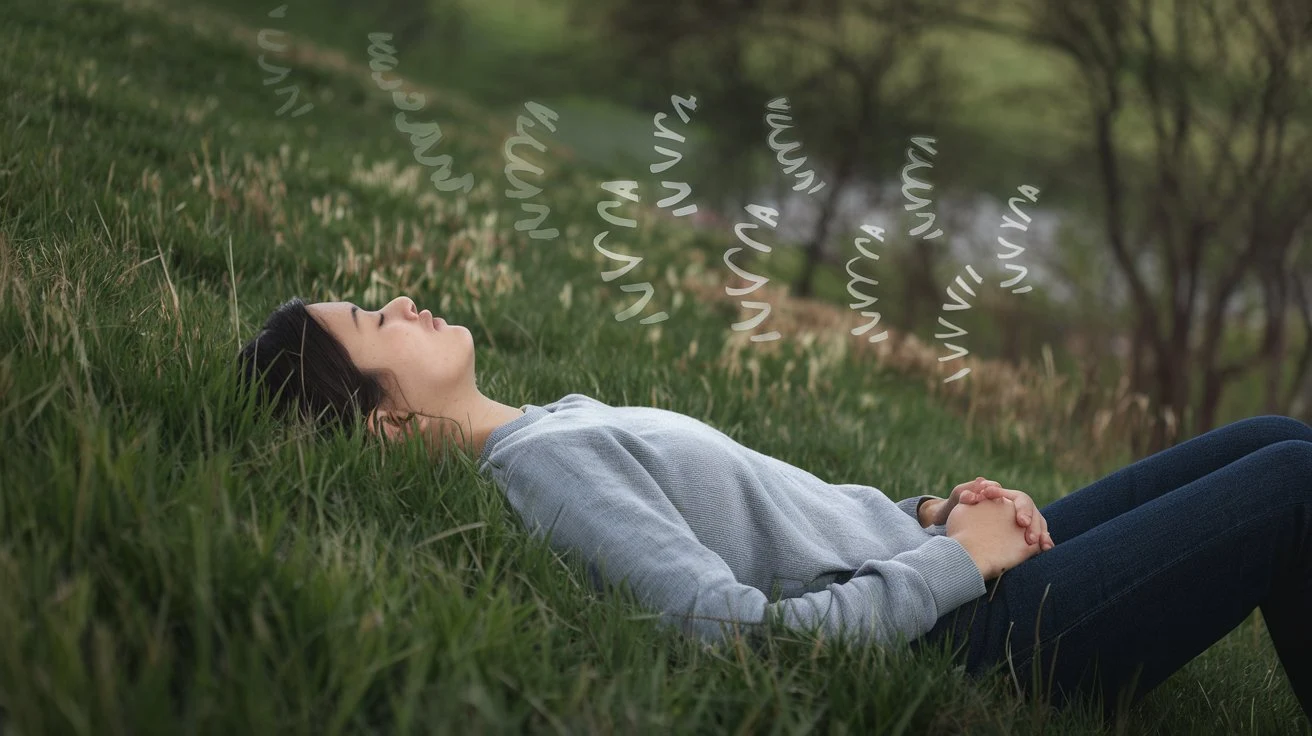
left=918, top=497, right=944, bottom=527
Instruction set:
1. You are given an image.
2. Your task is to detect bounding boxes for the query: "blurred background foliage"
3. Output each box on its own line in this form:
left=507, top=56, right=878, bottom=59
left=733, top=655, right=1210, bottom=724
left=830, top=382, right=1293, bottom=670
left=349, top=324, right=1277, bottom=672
left=219, top=0, right=1309, bottom=455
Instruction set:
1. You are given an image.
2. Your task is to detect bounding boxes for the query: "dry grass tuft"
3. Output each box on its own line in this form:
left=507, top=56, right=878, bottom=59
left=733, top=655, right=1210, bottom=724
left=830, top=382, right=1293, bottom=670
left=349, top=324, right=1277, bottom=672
left=681, top=272, right=1161, bottom=476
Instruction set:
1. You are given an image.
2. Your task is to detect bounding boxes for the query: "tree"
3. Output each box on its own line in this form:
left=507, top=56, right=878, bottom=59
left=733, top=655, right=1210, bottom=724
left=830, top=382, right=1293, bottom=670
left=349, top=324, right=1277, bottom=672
left=956, top=0, right=1312, bottom=451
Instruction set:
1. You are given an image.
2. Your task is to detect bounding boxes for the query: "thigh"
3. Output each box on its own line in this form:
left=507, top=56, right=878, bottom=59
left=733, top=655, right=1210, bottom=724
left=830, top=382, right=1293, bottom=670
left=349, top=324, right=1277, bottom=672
left=913, top=439, right=1312, bottom=722
left=1040, top=415, right=1312, bottom=546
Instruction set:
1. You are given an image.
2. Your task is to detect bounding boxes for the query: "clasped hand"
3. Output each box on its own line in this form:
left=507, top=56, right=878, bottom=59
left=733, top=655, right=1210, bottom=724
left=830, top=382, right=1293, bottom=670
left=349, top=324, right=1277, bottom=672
left=935, top=476, right=1054, bottom=551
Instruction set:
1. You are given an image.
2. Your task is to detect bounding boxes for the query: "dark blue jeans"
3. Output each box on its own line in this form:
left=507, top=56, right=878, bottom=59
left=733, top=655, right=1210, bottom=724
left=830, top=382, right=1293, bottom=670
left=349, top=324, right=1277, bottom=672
left=907, top=415, right=1312, bottom=725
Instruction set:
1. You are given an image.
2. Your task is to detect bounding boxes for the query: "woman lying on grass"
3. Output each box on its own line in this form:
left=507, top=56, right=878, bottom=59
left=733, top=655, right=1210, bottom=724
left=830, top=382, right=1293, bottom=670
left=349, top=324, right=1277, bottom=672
left=237, top=294, right=1312, bottom=726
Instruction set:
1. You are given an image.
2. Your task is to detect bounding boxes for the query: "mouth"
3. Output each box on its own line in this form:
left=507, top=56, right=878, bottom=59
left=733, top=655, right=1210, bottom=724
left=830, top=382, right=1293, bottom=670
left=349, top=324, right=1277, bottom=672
left=420, top=308, right=445, bottom=330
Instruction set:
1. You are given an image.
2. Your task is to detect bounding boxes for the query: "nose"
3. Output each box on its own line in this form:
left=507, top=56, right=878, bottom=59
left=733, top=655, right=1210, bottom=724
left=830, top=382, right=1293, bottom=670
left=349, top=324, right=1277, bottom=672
left=387, top=296, right=419, bottom=318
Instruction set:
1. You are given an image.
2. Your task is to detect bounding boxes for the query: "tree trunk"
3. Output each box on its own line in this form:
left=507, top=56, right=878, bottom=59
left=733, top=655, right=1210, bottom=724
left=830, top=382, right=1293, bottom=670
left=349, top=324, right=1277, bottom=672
left=794, top=165, right=851, bottom=300
left=1263, top=269, right=1290, bottom=413
left=1127, top=313, right=1158, bottom=456
left=1197, top=363, right=1226, bottom=436
left=793, top=70, right=876, bottom=301
left=1148, top=313, right=1192, bottom=452
left=1285, top=275, right=1312, bottom=410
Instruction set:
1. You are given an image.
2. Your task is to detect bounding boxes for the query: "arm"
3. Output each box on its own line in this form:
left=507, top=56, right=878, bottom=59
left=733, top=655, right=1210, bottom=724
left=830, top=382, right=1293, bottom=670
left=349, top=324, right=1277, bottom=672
left=504, top=434, right=986, bottom=649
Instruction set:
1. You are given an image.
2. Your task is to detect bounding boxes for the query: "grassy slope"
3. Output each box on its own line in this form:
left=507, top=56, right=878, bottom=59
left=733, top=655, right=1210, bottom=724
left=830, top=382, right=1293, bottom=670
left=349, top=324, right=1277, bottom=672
left=0, top=0, right=1306, bottom=732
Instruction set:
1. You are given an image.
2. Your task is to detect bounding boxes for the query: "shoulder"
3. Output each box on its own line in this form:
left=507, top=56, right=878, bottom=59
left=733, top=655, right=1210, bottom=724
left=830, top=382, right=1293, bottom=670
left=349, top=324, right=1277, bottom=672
left=504, top=424, right=620, bottom=475
left=550, top=393, right=609, bottom=409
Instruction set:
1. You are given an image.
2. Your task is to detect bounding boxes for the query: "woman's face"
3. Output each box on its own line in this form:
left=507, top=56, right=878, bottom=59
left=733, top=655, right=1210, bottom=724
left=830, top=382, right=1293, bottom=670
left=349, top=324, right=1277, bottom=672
left=305, top=295, right=475, bottom=414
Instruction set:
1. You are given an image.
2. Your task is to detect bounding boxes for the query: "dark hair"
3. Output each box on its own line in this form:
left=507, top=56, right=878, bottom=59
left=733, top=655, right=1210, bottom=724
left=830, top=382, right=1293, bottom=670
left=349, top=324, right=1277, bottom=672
left=236, top=297, right=395, bottom=439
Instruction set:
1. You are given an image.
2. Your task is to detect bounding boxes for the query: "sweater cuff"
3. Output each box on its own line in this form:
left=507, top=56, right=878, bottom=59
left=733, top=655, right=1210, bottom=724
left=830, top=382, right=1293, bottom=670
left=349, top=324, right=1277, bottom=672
left=895, top=535, right=987, bottom=617
left=896, top=495, right=939, bottom=525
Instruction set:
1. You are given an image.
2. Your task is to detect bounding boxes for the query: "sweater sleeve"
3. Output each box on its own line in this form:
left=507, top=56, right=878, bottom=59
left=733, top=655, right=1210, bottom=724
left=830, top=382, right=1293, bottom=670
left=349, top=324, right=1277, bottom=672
left=896, top=495, right=949, bottom=537
left=502, top=431, right=986, bottom=650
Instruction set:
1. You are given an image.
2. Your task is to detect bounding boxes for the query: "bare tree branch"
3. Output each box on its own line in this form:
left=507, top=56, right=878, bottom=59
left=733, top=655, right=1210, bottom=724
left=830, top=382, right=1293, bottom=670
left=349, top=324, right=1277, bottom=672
left=1286, top=270, right=1312, bottom=409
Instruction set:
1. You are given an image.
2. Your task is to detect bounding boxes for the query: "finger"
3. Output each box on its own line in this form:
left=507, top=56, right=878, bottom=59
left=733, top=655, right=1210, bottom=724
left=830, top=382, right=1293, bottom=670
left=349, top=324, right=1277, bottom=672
left=1024, top=512, right=1047, bottom=545
left=1032, top=527, right=1048, bottom=546
left=1017, top=504, right=1037, bottom=541
left=953, top=479, right=985, bottom=496
left=1025, top=513, right=1049, bottom=546
left=1029, top=509, right=1047, bottom=546
left=1016, top=496, right=1036, bottom=524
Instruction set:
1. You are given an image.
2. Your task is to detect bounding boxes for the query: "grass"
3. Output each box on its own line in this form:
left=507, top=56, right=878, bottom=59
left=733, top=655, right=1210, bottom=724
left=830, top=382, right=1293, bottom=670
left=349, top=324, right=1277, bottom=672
left=0, top=0, right=1308, bottom=733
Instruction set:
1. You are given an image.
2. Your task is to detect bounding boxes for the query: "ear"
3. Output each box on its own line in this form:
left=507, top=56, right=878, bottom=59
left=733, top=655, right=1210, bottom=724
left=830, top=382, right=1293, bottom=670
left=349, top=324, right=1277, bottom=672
left=367, top=408, right=429, bottom=442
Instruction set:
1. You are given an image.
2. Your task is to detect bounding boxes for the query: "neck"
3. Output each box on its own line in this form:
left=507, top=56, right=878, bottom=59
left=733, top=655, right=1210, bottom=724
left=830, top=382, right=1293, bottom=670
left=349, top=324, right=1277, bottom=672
left=425, top=390, right=525, bottom=459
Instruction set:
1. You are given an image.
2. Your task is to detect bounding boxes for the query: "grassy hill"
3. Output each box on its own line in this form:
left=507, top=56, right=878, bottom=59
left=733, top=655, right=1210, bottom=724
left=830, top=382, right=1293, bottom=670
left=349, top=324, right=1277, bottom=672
left=0, top=0, right=1307, bottom=732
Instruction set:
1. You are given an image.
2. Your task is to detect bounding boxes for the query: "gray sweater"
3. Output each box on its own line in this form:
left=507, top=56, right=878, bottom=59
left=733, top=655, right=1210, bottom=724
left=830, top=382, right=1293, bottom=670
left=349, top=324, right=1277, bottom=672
left=476, top=393, right=987, bottom=649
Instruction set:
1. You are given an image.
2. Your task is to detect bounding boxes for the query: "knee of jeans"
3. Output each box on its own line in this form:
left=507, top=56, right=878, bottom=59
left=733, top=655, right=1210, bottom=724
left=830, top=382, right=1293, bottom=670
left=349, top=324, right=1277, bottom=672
left=1243, top=414, right=1312, bottom=444
left=1263, top=439, right=1312, bottom=482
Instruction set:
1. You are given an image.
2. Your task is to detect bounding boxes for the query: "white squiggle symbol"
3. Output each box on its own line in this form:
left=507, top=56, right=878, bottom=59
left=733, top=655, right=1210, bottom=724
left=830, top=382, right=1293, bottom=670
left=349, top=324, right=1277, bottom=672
left=933, top=265, right=985, bottom=383
left=764, top=97, right=825, bottom=195
left=503, top=101, right=560, bottom=240
left=724, top=204, right=783, bottom=342
left=900, top=136, right=942, bottom=240
left=367, top=32, right=474, bottom=194
left=845, top=224, right=890, bottom=343
left=997, top=185, right=1040, bottom=294
left=256, top=5, right=313, bottom=118
left=593, top=180, right=666, bottom=324
left=651, top=95, right=698, bottom=217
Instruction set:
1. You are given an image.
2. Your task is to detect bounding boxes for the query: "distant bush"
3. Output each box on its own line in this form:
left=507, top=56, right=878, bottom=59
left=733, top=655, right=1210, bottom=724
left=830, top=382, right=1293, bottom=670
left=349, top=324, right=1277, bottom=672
left=330, top=0, right=467, bottom=48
